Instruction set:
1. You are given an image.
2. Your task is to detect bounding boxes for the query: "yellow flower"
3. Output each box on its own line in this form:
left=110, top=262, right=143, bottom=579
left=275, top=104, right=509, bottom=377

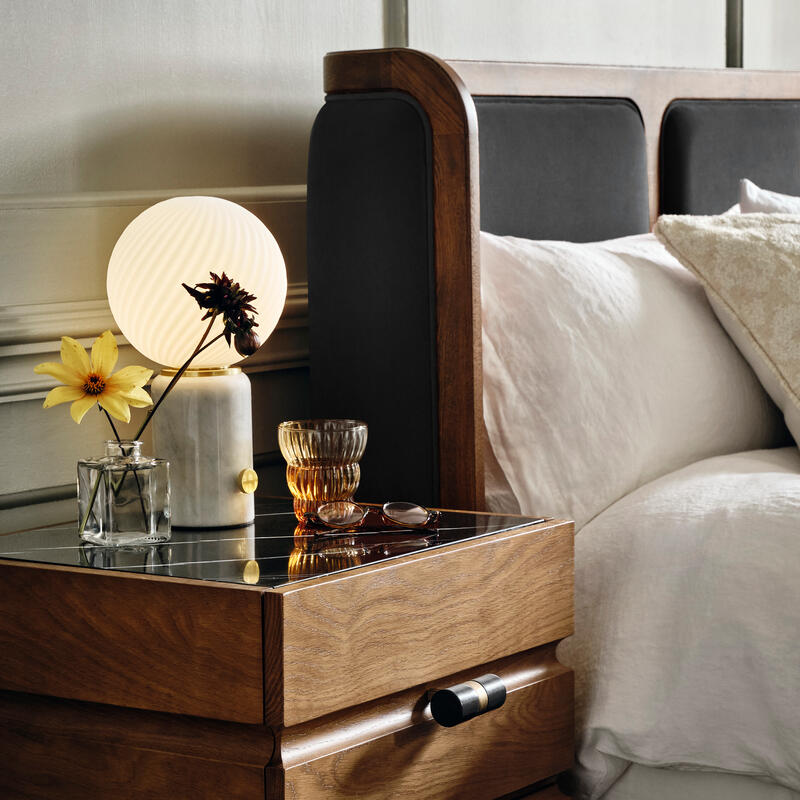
left=34, top=330, right=153, bottom=424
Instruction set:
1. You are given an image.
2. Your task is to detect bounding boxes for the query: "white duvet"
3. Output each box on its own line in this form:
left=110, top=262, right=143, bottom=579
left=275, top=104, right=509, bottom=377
left=558, top=447, right=800, bottom=799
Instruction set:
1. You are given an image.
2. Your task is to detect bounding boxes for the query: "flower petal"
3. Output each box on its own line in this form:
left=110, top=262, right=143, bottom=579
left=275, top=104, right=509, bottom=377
left=91, top=330, right=118, bottom=377
left=43, top=385, right=84, bottom=408
left=107, top=365, right=153, bottom=392
left=119, top=386, right=153, bottom=408
left=98, top=393, right=131, bottom=424
left=33, top=361, right=83, bottom=386
left=61, top=337, right=91, bottom=375
left=70, top=395, right=97, bottom=424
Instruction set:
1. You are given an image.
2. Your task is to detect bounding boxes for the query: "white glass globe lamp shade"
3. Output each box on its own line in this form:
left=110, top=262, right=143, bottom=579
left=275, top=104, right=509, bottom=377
left=107, top=196, right=287, bottom=369
left=106, top=196, right=287, bottom=528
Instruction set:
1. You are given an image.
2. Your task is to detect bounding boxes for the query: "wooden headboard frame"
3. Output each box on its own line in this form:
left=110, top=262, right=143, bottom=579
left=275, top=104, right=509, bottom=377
left=322, top=48, right=800, bottom=511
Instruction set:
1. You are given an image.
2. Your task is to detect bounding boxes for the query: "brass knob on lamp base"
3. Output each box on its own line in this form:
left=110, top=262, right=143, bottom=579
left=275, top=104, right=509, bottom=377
left=239, top=468, right=259, bottom=494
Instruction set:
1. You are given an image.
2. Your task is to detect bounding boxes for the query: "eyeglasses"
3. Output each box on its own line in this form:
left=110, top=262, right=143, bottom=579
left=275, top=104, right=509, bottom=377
left=303, top=501, right=441, bottom=532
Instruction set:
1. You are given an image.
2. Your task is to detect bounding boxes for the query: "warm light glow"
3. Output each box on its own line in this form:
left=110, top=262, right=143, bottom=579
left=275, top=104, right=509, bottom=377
left=107, top=196, right=287, bottom=368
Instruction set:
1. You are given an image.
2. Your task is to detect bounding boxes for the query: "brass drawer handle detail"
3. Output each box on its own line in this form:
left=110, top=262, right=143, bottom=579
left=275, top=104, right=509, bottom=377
left=430, top=673, right=506, bottom=727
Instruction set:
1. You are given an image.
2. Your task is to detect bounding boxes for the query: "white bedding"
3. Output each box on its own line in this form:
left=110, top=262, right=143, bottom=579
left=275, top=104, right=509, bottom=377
left=480, top=231, right=784, bottom=531
left=558, top=446, right=800, bottom=799
left=606, top=763, right=800, bottom=800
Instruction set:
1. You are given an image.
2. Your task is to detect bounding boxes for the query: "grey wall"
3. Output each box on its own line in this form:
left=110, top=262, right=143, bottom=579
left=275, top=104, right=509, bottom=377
left=744, top=0, right=800, bottom=68
left=1, top=0, right=796, bottom=514
left=409, top=0, right=727, bottom=66
left=1, top=0, right=382, bottom=512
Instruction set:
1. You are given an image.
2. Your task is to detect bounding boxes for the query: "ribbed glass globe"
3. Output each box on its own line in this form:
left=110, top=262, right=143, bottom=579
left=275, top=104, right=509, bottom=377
left=107, top=196, right=287, bottom=368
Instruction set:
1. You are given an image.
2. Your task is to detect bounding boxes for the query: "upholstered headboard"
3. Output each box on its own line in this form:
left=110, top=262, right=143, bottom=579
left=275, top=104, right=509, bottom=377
left=474, top=97, right=649, bottom=241
left=661, top=99, right=800, bottom=213
left=306, top=49, right=800, bottom=509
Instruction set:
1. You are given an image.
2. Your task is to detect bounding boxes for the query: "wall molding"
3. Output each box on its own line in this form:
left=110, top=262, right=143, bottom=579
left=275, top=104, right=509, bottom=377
left=0, top=282, right=309, bottom=404
left=0, top=449, right=286, bottom=510
left=0, top=484, right=75, bottom=511
left=0, top=182, right=310, bottom=507
left=0, top=450, right=284, bottom=510
left=0, top=184, right=307, bottom=212
left=0, top=299, right=118, bottom=351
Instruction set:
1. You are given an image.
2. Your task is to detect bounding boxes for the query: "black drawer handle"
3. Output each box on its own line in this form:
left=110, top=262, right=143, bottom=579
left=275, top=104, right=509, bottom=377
left=429, top=673, right=506, bottom=727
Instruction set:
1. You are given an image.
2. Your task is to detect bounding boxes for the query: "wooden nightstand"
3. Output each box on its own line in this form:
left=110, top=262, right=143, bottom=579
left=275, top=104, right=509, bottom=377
left=0, top=498, right=574, bottom=799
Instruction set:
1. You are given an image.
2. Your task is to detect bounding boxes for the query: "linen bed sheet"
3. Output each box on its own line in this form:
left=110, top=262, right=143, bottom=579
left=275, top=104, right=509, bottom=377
left=605, top=762, right=800, bottom=800
left=557, top=446, right=800, bottom=799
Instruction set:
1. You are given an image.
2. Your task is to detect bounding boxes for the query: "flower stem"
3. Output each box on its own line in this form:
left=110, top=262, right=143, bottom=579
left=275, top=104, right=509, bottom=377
left=104, top=410, right=121, bottom=442
left=77, top=408, right=146, bottom=537
left=133, top=314, right=224, bottom=441
left=101, top=408, right=149, bottom=529
left=78, top=467, right=103, bottom=536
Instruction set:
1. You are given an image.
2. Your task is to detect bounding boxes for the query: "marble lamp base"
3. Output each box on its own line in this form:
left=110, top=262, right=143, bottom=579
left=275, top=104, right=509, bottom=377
left=150, top=368, right=256, bottom=528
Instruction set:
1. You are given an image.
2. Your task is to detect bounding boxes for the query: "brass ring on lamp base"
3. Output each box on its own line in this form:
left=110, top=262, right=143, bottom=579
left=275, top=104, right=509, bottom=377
left=159, top=367, right=242, bottom=378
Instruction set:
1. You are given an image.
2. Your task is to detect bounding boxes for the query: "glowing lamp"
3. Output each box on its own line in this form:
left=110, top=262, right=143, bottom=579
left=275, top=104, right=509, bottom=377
left=107, top=196, right=287, bottom=527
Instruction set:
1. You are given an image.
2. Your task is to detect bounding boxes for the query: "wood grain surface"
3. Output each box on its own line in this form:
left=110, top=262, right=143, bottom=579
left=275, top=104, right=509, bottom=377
left=325, top=48, right=485, bottom=512
left=267, top=644, right=573, bottom=800
left=0, top=690, right=273, bottom=800
left=0, top=560, right=265, bottom=723
left=265, top=519, right=573, bottom=727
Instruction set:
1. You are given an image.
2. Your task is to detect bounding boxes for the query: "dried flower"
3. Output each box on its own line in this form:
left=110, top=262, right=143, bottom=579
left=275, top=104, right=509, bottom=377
left=234, top=329, right=261, bottom=357
left=182, top=271, right=261, bottom=356
left=34, top=331, right=152, bottom=424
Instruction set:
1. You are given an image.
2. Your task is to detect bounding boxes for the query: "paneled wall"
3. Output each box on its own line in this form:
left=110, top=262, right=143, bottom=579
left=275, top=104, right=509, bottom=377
left=1, top=0, right=382, bottom=513
left=2, top=0, right=797, bottom=515
left=408, top=0, right=727, bottom=67
left=407, top=0, right=791, bottom=69
left=744, top=0, right=800, bottom=68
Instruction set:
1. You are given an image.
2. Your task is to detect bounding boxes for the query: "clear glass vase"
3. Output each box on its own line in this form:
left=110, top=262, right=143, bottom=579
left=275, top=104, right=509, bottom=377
left=78, top=440, right=171, bottom=547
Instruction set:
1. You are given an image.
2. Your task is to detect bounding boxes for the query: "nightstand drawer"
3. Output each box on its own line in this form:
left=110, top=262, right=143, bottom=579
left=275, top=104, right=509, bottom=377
left=0, top=561, right=264, bottom=724
left=265, top=519, right=574, bottom=727
left=268, top=645, right=573, bottom=800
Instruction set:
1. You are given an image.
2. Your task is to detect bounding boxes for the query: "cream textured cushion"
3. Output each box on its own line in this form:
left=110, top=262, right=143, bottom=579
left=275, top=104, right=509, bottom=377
left=480, top=231, right=784, bottom=529
left=655, top=213, right=800, bottom=445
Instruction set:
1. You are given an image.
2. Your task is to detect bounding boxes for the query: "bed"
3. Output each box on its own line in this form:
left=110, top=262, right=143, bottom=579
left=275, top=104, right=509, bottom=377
left=306, top=48, right=800, bottom=799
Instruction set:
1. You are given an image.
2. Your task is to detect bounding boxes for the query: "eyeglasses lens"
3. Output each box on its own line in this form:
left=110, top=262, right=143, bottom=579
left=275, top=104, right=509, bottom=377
left=382, top=501, right=429, bottom=527
left=316, top=501, right=365, bottom=528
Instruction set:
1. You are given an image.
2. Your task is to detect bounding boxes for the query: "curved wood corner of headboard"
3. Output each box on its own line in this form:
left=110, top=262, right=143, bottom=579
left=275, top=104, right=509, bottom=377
left=324, top=48, right=486, bottom=510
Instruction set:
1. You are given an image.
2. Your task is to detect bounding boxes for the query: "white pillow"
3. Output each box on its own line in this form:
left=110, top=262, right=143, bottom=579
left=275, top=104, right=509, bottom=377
left=481, top=231, right=785, bottom=529
left=740, top=178, right=800, bottom=213
left=655, top=213, right=800, bottom=447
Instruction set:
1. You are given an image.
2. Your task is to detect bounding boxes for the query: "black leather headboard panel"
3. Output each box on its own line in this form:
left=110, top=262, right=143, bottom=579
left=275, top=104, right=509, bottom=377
left=661, top=100, right=800, bottom=214
left=307, top=92, right=439, bottom=505
left=474, top=97, right=650, bottom=241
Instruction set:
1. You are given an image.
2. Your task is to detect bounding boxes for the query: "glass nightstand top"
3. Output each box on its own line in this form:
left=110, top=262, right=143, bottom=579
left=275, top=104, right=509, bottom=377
left=0, top=497, right=545, bottom=588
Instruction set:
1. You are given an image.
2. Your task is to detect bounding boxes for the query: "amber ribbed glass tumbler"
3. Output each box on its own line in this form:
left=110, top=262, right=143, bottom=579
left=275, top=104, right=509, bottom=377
left=278, top=419, right=368, bottom=520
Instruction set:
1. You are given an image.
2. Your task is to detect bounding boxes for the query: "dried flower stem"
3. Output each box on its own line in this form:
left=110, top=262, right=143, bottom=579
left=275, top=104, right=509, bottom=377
left=133, top=312, right=224, bottom=441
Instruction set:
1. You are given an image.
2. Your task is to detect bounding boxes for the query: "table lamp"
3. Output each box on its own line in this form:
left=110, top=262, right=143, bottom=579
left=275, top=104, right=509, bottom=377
left=107, top=196, right=287, bottom=527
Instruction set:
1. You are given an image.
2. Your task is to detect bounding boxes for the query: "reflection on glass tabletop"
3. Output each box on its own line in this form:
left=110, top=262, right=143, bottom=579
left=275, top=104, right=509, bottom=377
left=0, top=498, right=546, bottom=588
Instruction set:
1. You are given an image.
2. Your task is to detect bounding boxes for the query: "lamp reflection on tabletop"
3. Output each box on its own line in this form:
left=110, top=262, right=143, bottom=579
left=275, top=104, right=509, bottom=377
left=168, top=523, right=256, bottom=582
